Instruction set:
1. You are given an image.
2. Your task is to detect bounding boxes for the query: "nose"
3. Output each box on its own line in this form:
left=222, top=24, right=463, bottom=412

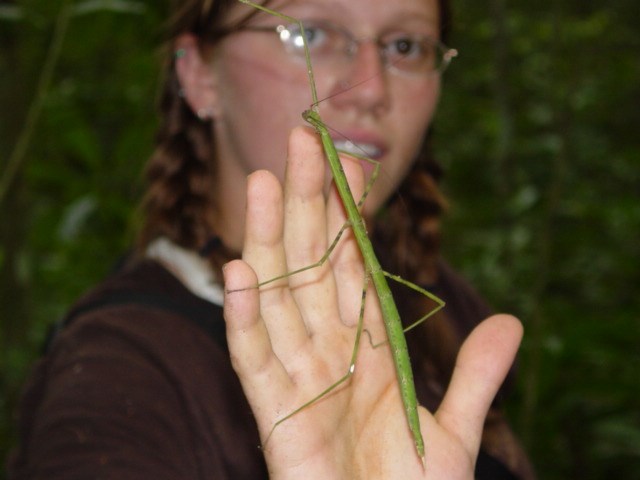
left=327, top=41, right=390, bottom=114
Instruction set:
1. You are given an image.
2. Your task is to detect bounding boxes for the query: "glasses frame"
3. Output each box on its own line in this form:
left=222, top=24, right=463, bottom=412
left=236, top=20, right=459, bottom=76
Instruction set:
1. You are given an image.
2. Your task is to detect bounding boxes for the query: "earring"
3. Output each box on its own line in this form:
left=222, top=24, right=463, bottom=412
left=175, top=48, right=187, bottom=59
left=197, top=107, right=214, bottom=121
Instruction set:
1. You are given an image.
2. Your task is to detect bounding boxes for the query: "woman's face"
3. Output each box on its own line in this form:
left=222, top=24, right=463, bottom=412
left=205, top=0, right=442, bottom=250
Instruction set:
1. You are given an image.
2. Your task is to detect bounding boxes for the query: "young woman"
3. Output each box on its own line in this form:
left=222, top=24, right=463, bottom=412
left=9, top=0, right=535, bottom=478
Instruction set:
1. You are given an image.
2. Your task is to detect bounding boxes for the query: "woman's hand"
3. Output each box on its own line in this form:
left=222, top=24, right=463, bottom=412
left=223, top=126, right=523, bottom=479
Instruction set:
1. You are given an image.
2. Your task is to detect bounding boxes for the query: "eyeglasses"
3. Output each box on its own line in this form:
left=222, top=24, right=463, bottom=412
left=238, top=20, right=458, bottom=76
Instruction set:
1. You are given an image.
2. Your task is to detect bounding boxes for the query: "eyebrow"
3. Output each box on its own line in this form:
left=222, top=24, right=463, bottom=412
left=251, top=0, right=439, bottom=37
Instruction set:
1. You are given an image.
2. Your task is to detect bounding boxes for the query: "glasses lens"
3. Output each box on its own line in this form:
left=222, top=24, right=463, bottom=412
left=381, top=34, right=450, bottom=74
left=281, top=22, right=350, bottom=63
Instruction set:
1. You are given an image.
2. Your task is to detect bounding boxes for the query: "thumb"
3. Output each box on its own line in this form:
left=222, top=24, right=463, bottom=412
left=435, top=314, right=523, bottom=457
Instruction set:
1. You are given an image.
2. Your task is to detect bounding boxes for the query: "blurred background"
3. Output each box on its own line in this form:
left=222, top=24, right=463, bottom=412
left=1, top=0, right=638, bottom=478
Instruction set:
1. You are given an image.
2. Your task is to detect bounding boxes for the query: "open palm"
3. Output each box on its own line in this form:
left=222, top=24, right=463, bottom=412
left=223, top=127, right=523, bottom=479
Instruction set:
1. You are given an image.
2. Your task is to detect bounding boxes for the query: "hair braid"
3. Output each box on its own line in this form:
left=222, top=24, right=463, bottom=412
left=137, top=62, right=223, bottom=264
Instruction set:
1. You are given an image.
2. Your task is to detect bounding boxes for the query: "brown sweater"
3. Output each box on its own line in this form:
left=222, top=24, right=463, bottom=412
left=8, top=259, right=533, bottom=479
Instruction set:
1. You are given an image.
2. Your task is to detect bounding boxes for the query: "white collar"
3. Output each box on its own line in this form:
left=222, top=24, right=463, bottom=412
left=145, top=237, right=224, bottom=306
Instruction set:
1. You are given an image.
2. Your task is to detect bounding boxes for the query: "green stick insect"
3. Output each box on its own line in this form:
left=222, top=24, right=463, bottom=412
left=235, top=0, right=455, bottom=464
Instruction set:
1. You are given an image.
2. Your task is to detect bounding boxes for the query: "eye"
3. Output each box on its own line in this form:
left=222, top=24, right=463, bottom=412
left=285, top=23, right=329, bottom=51
left=382, top=34, right=439, bottom=71
left=385, top=35, right=426, bottom=59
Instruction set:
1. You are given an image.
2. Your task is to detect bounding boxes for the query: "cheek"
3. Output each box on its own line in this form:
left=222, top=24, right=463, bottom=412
left=393, top=80, right=440, bottom=174
left=399, top=79, right=440, bottom=146
left=389, top=78, right=439, bottom=160
left=365, top=80, right=440, bottom=212
left=214, top=47, right=313, bottom=180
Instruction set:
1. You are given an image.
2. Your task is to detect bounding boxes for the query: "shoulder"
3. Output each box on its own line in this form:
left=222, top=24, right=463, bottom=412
left=55, top=258, right=227, bottom=352
left=41, top=257, right=231, bottom=406
left=45, top=258, right=233, bottom=399
left=9, top=258, right=266, bottom=478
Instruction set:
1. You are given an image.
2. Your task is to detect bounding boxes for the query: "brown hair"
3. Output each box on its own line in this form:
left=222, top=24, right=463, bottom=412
left=138, top=0, right=459, bottom=402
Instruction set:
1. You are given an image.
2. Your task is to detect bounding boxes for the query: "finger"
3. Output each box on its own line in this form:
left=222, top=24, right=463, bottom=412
left=435, top=314, right=523, bottom=457
left=283, top=127, right=329, bottom=271
left=243, top=169, right=309, bottom=357
left=283, top=127, right=341, bottom=333
left=242, top=170, right=286, bottom=284
left=222, top=259, right=291, bottom=421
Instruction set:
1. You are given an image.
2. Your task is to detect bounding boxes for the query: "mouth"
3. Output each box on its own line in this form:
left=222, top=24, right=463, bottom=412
left=333, top=139, right=383, bottom=160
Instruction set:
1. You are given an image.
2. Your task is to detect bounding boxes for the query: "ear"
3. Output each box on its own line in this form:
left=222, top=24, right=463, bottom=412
left=174, top=33, right=220, bottom=121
